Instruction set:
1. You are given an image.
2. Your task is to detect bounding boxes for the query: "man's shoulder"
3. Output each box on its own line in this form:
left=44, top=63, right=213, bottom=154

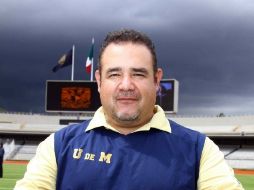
left=54, top=120, right=91, bottom=160
left=168, top=119, right=206, bottom=143
left=55, top=120, right=91, bottom=140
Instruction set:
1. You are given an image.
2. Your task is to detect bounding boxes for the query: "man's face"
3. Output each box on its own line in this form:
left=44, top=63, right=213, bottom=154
left=95, top=42, right=163, bottom=128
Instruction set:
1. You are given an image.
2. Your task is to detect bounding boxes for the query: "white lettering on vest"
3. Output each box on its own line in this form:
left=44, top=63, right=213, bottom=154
left=73, top=148, right=83, bottom=159
left=99, top=152, right=112, bottom=164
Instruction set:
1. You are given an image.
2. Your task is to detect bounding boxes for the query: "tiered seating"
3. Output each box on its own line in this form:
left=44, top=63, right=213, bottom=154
left=0, top=123, right=65, bottom=134
left=1, top=112, right=254, bottom=169
left=219, top=145, right=240, bottom=156
left=12, top=145, right=38, bottom=160
left=225, top=146, right=254, bottom=169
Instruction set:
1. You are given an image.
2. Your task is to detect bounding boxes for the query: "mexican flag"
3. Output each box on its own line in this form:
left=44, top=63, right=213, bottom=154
left=86, top=38, right=94, bottom=74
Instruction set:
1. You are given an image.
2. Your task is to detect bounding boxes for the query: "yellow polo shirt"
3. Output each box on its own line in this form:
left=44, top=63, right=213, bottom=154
left=15, top=106, right=243, bottom=190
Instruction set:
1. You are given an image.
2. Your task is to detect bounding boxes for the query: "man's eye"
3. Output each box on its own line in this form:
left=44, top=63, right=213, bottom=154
left=108, top=73, right=120, bottom=78
left=133, top=73, right=145, bottom=77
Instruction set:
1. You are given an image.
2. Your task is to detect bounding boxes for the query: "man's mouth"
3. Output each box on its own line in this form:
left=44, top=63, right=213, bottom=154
left=116, top=97, right=138, bottom=104
left=117, top=97, right=137, bottom=101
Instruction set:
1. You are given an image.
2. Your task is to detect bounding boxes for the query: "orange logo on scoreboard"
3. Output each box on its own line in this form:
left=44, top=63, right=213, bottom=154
left=61, top=87, right=91, bottom=109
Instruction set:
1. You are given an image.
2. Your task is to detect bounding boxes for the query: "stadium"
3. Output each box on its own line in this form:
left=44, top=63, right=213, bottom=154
left=0, top=80, right=254, bottom=189
left=2, top=0, right=254, bottom=188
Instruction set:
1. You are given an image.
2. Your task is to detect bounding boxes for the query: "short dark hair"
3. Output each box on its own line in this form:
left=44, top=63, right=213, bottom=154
left=98, top=29, right=157, bottom=74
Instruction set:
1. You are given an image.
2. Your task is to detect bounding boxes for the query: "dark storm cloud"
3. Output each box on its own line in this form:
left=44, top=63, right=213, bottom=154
left=1, top=0, right=254, bottom=115
left=150, top=1, right=254, bottom=115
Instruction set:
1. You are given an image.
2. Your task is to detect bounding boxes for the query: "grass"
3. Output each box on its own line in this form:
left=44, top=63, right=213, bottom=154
left=0, top=163, right=253, bottom=189
left=0, top=163, right=27, bottom=190
left=236, top=174, right=254, bottom=190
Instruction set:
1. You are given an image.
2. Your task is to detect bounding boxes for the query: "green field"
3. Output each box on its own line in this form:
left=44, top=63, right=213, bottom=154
left=0, top=163, right=27, bottom=190
left=0, top=163, right=253, bottom=189
left=236, top=174, right=254, bottom=190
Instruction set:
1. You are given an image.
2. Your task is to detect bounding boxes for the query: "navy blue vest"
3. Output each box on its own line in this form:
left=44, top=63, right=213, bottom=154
left=54, top=120, right=206, bottom=190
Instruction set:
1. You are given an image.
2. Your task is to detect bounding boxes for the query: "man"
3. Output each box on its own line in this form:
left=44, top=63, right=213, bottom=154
left=15, top=29, right=243, bottom=189
left=0, top=142, right=4, bottom=178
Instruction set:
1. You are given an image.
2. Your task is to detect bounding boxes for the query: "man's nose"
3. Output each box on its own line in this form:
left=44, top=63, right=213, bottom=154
left=119, top=75, right=135, bottom=90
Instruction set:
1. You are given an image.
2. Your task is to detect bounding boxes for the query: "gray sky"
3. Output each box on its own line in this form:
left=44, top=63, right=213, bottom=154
left=1, top=0, right=254, bottom=116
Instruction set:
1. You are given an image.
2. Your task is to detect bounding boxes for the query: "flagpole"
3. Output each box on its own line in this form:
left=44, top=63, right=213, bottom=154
left=71, top=45, right=75, bottom=81
left=90, top=38, right=94, bottom=81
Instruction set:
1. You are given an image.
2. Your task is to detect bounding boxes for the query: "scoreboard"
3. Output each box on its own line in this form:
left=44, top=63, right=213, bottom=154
left=45, top=80, right=100, bottom=112
left=156, top=79, right=179, bottom=113
left=45, top=79, right=179, bottom=113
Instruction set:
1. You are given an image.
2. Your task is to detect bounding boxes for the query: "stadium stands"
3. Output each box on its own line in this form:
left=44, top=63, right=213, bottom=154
left=12, top=144, right=38, bottom=160
left=2, top=139, right=15, bottom=160
left=0, top=112, right=254, bottom=169
left=0, top=123, right=64, bottom=135
left=1, top=112, right=254, bottom=136
left=222, top=146, right=254, bottom=169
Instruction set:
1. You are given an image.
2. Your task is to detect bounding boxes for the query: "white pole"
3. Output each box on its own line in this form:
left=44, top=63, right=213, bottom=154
left=71, top=45, right=75, bottom=81
left=90, top=38, right=94, bottom=81
left=90, top=60, right=93, bottom=81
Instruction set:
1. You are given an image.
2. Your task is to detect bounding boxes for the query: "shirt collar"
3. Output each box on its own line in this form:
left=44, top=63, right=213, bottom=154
left=85, top=105, right=171, bottom=133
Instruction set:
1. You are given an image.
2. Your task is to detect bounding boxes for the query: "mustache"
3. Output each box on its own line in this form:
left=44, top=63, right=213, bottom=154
left=115, top=91, right=139, bottom=99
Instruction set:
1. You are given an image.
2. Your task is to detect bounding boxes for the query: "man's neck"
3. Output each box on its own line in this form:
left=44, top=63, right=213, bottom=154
left=111, top=125, right=142, bottom=135
left=106, top=115, right=153, bottom=135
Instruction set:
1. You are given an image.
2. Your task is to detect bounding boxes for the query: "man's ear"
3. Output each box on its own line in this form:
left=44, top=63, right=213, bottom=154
left=155, top=68, right=163, bottom=87
left=95, top=70, right=101, bottom=93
